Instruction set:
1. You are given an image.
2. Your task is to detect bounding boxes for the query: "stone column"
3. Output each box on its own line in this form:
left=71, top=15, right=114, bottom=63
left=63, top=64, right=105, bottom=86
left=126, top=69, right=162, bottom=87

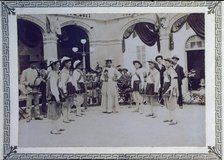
left=43, top=33, right=58, bottom=60
left=159, top=33, right=171, bottom=58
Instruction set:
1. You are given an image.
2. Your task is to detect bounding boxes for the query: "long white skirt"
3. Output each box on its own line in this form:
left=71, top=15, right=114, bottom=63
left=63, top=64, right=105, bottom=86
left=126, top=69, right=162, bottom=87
left=101, top=81, right=120, bottom=112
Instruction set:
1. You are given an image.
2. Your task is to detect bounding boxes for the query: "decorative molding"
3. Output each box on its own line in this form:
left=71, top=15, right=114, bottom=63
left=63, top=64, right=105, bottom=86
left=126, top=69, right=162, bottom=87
left=3, top=146, right=17, bottom=160
left=1, top=1, right=222, bottom=159
left=208, top=146, right=222, bottom=160
left=208, top=1, right=221, bottom=14
left=1, top=1, right=15, bottom=15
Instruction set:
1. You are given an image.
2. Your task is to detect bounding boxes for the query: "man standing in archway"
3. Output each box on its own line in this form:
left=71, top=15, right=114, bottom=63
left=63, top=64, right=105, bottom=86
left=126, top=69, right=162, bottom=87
left=172, top=55, right=185, bottom=108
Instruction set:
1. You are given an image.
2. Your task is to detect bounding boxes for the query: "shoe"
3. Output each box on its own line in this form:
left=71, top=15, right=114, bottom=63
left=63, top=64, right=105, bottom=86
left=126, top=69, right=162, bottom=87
left=102, top=111, right=107, bottom=113
left=50, top=131, right=61, bottom=135
left=81, top=113, right=85, bottom=115
left=34, top=117, right=43, bottom=120
left=163, top=120, right=173, bottom=123
left=179, top=105, right=183, bottom=109
left=145, top=114, right=153, bottom=117
left=152, top=115, right=157, bottom=118
left=134, top=109, right=139, bottom=112
left=69, top=119, right=75, bottom=121
left=169, top=122, right=178, bottom=125
left=59, top=129, right=65, bottom=131
left=63, top=120, right=70, bottom=123
left=43, top=115, right=47, bottom=118
left=107, top=112, right=112, bottom=114
left=26, top=119, right=31, bottom=123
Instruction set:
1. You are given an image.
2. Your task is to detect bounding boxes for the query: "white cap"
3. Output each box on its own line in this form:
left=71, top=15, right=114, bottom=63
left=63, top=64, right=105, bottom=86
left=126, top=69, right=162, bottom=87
left=73, top=60, right=82, bottom=69
left=61, top=56, right=71, bottom=64
left=47, top=58, right=59, bottom=67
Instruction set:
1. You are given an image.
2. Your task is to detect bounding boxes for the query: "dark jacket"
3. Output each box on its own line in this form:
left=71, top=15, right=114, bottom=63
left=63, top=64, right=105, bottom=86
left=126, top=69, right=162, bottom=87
left=155, top=64, right=166, bottom=87
left=174, top=64, right=185, bottom=85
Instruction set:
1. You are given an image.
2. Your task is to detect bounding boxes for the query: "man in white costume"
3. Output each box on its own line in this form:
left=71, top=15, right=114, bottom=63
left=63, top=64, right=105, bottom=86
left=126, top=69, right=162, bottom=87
left=101, top=58, right=121, bottom=113
left=60, top=56, right=75, bottom=123
left=131, top=60, right=145, bottom=114
left=145, top=60, right=160, bottom=118
left=46, top=58, right=64, bottom=134
left=72, top=60, right=85, bottom=117
left=163, top=58, right=179, bottom=125
left=20, top=61, right=43, bottom=122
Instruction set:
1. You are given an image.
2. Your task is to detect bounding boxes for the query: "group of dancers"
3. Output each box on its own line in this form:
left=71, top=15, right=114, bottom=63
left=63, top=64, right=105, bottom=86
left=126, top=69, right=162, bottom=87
left=21, top=54, right=185, bottom=134
left=21, top=56, right=87, bottom=134
left=101, top=55, right=185, bottom=126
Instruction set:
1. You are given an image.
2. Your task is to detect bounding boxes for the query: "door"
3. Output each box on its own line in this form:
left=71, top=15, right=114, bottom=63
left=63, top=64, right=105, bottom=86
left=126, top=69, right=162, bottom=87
left=186, top=50, right=205, bottom=90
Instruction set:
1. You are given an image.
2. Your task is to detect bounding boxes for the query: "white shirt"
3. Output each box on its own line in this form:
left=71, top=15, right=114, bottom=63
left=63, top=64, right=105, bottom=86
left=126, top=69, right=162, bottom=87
left=100, top=67, right=121, bottom=82
left=72, top=69, right=84, bottom=90
left=146, top=68, right=160, bottom=93
left=164, top=67, right=178, bottom=95
left=48, top=70, right=60, bottom=102
left=20, top=67, right=39, bottom=86
left=158, top=64, right=163, bottom=70
left=173, top=64, right=177, bottom=70
left=60, top=68, right=70, bottom=94
left=131, top=67, right=145, bottom=89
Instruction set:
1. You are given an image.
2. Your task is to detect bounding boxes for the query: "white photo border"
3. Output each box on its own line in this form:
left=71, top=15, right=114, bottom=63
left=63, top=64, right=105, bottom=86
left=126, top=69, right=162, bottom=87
left=1, top=1, right=222, bottom=159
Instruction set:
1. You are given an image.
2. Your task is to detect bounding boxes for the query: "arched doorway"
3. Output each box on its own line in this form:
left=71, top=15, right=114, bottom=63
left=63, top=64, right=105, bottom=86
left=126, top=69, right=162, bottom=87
left=57, top=25, right=90, bottom=71
left=17, top=19, right=44, bottom=74
left=185, top=35, right=205, bottom=90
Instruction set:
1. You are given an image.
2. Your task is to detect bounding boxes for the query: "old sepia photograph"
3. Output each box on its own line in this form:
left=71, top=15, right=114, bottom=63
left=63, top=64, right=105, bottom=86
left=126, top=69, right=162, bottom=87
left=17, top=13, right=206, bottom=148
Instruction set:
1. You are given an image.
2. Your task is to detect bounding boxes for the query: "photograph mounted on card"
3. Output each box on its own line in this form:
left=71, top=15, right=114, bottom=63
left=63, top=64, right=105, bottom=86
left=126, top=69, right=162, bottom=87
left=1, top=1, right=222, bottom=160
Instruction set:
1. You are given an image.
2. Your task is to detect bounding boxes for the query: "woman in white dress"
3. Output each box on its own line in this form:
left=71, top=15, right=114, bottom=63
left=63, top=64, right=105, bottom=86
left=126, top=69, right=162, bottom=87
left=163, top=58, right=179, bottom=125
left=101, top=58, right=121, bottom=113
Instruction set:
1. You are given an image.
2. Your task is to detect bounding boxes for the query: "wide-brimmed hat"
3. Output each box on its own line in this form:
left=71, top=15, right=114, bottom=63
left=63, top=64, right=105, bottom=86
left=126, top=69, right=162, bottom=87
left=47, top=58, right=60, bottom=67
left=133, top=60, right=142, bottom=68
left=155, top=55, right=163, bottom=62
left=118, top=68, right=123, bottom=72
left=122, top=68, right=128, bottom=72
left=61, top=56, right=72, bottom=64
left=172, top=55, right=179, bottom=61
left=105, top=58, right=114, bottom=63
left=164, top=58, right=175, bottom=64
left=147, top=59, right=157, bottom=66
left=73, top=60, right=82, bottom=69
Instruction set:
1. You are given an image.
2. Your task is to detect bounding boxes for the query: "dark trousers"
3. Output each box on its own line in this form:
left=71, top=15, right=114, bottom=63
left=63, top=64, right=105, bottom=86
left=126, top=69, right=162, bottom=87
left=158, top=87, right=164, bottom=105
left=177, top=84, right=183, bottom=106
left=39, top=81, right=47, bottom=115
